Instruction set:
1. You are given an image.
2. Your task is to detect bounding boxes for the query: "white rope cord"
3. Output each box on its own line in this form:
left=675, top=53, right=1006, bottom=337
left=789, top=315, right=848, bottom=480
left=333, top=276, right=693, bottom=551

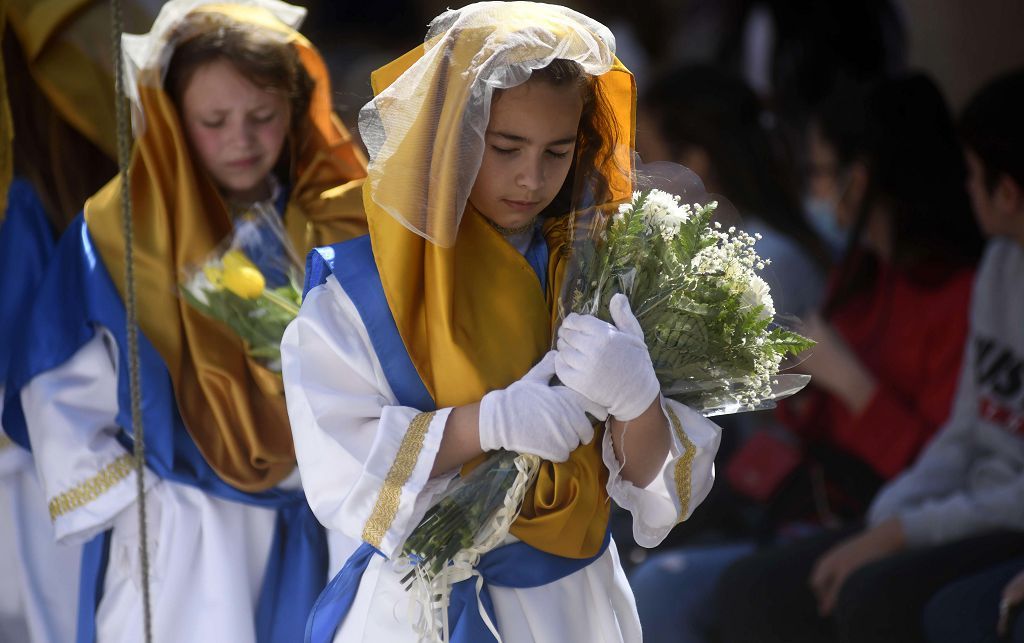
left=109, top=0, right=153, bottom=640
left=406, top=453, right=541, bottom=643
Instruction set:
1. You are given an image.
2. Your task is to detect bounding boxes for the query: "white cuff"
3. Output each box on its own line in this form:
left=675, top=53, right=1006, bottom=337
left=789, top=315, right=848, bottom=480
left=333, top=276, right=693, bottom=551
left=603, top=398, right=721, bottom=548
left=348, top=406, right=454, bottom=557
left=49, top=457, right=159, bottom=546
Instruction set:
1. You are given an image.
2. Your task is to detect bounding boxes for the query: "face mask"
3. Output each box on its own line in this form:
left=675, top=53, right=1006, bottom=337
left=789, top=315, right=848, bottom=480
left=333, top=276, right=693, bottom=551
left=803, top=195, right=847, bottom=256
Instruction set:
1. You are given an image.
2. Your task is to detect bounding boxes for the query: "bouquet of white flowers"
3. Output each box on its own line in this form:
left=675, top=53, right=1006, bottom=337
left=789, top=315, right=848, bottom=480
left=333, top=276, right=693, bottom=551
left=179, top=203, right=302, bottom=372
left=565, top=189, right=812, bottom=414
left=399, top=170, right=814, bottom=640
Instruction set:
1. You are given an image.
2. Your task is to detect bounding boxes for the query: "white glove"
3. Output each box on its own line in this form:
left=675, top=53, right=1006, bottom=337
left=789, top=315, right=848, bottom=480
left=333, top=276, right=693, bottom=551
left=478, top=351, right=604, bottom=462
left=555, top=293, right=660, bottom=422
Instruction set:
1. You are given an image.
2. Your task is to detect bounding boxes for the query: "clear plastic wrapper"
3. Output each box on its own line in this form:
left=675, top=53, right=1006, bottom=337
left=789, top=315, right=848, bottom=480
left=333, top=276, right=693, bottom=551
left=401, top=450, right=522, bottom=582
left=179, top=202, right=302, bottom=372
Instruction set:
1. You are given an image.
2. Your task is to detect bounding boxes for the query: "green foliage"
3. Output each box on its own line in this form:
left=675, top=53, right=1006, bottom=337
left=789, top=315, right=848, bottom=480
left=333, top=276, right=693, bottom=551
left=181, top=282, right=301, bottom=371
left=566, top=190, right=814, bottom=412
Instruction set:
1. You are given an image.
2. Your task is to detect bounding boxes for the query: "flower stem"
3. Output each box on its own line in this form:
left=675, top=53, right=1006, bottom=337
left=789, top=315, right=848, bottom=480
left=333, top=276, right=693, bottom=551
left=262, top=288, right=300, bottom=316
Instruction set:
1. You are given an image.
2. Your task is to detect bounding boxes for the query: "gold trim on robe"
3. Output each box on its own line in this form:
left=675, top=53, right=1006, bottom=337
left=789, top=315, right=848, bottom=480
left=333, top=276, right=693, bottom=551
left=48, top=453, right=135, bottom=521
left=362, top=411, right=436, bottom=548
left=666, top=406, right=696, bottom=522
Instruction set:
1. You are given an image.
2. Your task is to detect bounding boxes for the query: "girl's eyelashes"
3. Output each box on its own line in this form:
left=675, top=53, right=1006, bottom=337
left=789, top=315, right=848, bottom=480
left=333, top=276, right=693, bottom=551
left=250, top=111, right=277, bottom=124
left=197, top=110, right=277, bottom=129
left=489, top=145, right=572, bottom=158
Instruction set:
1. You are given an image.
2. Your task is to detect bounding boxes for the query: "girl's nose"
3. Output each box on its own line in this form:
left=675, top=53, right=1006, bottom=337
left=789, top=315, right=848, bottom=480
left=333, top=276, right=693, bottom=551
left=230, top=119, right=258, bottom=148
left=516, top=155, right=544, bottom=191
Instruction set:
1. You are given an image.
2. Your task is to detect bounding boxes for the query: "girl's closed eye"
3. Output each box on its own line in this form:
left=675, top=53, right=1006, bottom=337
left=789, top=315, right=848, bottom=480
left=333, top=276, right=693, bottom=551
left=201, top=117, right=226, bottom=129
left=250, top=110, right=278, bottom=124
left=546, top=148, right=571, bottom=159
left=491, top=145, right=518, bottom=155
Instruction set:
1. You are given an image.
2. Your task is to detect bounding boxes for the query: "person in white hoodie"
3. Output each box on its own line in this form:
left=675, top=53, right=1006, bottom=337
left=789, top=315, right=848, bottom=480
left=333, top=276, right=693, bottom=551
left=916, top=67, right=1024, bottom=643
left=714, top=67, right=1024, bottom=643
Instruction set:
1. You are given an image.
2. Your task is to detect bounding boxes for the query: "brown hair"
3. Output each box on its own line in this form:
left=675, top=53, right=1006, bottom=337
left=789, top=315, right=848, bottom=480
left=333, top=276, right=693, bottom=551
left=524, top=59, right=622, bottom=217
left=164, top=13, right=315, bottom=158
left=3, top=28, right=117, bottom=232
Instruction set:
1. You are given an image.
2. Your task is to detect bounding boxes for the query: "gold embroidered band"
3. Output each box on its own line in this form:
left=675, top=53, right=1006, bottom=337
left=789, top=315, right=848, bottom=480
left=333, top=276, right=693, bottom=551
left=48, top=453, right=136, bottom=521
left=361, top=411, right=436, bottom=549
left=666, top=406, right=696, bottom=523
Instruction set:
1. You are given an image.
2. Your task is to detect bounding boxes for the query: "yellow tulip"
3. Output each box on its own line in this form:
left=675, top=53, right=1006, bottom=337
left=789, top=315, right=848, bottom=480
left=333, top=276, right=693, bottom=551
left=223, top=249, right=257, bottom=272
left=203, top=265, right=224, bottom=287
left=222, top=265, right=266, bottom=299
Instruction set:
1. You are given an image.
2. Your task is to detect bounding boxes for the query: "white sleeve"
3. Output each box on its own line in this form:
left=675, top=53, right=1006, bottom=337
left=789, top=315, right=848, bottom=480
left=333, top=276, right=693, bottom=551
left=603, top=396, right=722, bottom=548
left=282, top=276, right=455, bottom=559
left=20, top=327, right=156, bottom=545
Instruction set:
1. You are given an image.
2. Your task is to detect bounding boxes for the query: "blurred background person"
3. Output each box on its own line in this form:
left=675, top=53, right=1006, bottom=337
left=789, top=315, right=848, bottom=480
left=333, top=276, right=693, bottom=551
left=633, top=71, right=984, bottom=643
left=712, top=72, right=991, bottom=643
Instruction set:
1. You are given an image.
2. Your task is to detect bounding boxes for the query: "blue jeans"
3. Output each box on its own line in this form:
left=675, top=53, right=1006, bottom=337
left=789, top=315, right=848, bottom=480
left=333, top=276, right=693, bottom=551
left=629, top=542, right=754, bottom=643
left=924, top=556, right=1024, bottom=643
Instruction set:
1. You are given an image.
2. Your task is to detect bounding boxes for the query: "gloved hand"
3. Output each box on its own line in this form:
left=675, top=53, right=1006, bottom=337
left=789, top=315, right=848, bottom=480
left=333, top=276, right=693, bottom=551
left=479, top=351, right=604, bottom=462
left=555, top=293, right=660, bottom=422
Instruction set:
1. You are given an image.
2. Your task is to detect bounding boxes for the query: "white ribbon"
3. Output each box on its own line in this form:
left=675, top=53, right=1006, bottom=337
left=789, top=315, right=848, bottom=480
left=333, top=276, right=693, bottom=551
left=407, top=453, right=541, bottom=643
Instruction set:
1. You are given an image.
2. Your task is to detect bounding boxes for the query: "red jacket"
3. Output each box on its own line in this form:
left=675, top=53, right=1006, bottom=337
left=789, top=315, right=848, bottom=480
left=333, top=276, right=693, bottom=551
left=779, top=261, right=975, bottom=479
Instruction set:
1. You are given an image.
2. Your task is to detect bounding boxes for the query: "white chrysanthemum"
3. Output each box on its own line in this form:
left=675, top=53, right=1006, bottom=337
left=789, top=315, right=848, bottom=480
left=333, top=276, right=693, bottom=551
left=638, top=189, right=692, bottom=236
left=742, top=274, right=776, bottom=320
left=660, top=202, right=693, bottom=237
left=723, top=259, right=751, bottom=291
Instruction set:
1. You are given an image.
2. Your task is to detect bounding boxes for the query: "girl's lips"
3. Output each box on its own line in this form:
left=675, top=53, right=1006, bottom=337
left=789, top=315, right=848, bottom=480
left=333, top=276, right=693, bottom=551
left=502, top=199, right=540, bottom=211
left=226, top=156, right=260, bottom=168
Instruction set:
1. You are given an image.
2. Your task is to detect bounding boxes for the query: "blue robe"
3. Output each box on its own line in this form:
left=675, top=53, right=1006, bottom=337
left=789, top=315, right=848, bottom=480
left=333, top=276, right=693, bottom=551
left=0, top=178, right=57, bottom=387
left=2, top=199, right=326, bottom=643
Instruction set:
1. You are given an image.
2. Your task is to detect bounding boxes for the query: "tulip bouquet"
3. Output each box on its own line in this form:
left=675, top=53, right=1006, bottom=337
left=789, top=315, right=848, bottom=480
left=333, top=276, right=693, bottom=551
left=180, top=203, right=302, bottom=372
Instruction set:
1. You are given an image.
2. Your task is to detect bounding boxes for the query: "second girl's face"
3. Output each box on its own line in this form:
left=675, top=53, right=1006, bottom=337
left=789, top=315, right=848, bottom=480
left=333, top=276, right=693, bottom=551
left=181, top=58, right=290, bottom=203
left=469, top=80, right=584, bottom=229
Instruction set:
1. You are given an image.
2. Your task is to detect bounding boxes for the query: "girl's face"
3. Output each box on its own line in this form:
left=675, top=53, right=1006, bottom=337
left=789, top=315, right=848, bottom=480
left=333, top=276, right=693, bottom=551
left=807, top=123, right=893, bottom=256
left=180, top=58, right=290, bottom=203
left=469, top=80, right=583, bottom=230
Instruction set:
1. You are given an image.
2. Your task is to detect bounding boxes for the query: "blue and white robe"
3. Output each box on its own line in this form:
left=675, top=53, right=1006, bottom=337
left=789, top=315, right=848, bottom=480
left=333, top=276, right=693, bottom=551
left=3, top=200, right=328, bottom=643
left=282, top=231, right=723, bottom=642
